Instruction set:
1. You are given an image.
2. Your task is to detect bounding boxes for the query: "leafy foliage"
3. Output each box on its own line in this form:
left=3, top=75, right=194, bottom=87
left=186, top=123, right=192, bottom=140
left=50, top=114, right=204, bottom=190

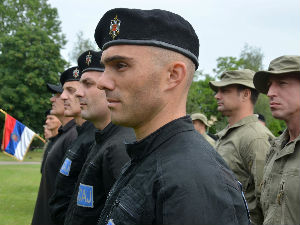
left=68, top=30, right=98, bottom=64
left=0, top=0, right=67, bottom=134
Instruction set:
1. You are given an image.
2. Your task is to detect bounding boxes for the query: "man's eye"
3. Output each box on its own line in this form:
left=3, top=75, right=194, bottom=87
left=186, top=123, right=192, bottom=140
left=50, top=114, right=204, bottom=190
left=116, top=62, right=127, bottom=69
left=279, top=81, right=287, bottom=85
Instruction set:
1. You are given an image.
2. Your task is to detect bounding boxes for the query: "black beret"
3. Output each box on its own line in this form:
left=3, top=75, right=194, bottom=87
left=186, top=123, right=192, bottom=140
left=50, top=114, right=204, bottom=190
left=94, top=8, right=199, bottom=69
left=47, top=83, right=63, bottom=94
left=60, top=66, right=82, bottom=86
left=45, top=109, right=51, bottom=117
left=77, top=50, right=104, bottom=73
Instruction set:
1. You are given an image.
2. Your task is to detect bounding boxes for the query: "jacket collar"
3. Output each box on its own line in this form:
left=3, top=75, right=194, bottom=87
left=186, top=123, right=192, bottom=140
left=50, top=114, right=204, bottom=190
left=94, top=122, right=117, bottom=144
left=126, top=116, right=194, bottom=161
left=217, top=114, right=258, bottom=138
left=274, top=129, right=300, bottom=160
left=76, top=121, right=94, bottom=134
left=58, top=119, right=76, bottom=134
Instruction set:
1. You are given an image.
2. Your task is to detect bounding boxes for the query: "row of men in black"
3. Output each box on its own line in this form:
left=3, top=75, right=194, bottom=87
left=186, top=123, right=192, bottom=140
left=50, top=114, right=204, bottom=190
left=32, top=8, right=251, bottom=225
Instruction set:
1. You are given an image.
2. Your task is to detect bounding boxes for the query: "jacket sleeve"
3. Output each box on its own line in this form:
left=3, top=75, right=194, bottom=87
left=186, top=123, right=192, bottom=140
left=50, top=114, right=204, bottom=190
left=240, top=137, right=270, bottom=224
left=155, top=157, right=250, bottom=225
left=102, top=144, right=130, bottom=193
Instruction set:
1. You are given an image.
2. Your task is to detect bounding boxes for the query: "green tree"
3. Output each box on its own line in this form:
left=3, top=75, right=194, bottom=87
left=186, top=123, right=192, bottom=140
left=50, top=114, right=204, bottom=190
left=68, top=30, right=98, bottom=64
left=0, top=0, right=67, bottom=134
left=187, top=71, right=223, bottom=133
left=213, top=43, right=264, bottom=78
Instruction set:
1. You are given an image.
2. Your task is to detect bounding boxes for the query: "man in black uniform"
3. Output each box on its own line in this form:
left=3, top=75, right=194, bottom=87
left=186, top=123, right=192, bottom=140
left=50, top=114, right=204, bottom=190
left=49, top=65, right=96, bottom=224
left=32, top=78, right=78, bottom=225
left=95, top=8, right=250, bottom=225
left=63, top=50, right=135, bottom=225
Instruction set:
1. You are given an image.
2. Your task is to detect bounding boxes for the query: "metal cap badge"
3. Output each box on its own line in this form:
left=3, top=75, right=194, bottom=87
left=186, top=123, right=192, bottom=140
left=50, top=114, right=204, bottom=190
left=109, top=15, right=121, bottom=39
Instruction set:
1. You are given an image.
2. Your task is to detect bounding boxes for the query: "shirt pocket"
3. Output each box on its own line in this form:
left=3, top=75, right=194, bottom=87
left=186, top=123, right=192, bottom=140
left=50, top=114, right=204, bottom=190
left=281, top=168, right=300, bottom=224
left=110, top=185, right=145, bottom=225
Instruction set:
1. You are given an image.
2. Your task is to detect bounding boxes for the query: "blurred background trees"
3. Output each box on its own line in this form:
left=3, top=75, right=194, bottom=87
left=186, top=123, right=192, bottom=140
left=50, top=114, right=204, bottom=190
left=0, top=0, right=285, bottom=137
left=187, top=44, right=285, bottom=135
left=0, top=0, right=67, bottom=135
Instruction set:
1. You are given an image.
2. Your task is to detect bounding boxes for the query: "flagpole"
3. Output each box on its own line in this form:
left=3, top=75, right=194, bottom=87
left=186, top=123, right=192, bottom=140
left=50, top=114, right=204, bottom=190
left=35, top=134, right=46, bottom=143
left=0, top=108, right=7, bottom=115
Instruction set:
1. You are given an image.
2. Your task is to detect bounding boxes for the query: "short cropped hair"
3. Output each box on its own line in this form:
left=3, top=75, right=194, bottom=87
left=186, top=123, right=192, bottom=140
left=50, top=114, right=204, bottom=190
left=236, top=84, right=259, bottom=105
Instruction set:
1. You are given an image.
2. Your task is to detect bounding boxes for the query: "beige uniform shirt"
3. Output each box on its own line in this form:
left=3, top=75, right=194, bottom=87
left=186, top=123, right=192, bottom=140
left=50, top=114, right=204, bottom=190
left=216, top=115, right=274, bottom=225
left=260, top=129, right=300, bottom=225
left=202, top=132, right=216, bottom=148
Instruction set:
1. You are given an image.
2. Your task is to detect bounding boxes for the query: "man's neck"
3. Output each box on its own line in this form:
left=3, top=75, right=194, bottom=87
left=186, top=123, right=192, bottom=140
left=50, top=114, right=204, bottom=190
left=74, top=116, right=86, bottom=126
left=135, top=106, right=186, bottom=141
left=59, top=116, right=73, bottom=127
left=285, top=114, right=300, bottom=141
left=92, top=116, right=111, bottom=130
left=227, top=107, right=253, bottom=127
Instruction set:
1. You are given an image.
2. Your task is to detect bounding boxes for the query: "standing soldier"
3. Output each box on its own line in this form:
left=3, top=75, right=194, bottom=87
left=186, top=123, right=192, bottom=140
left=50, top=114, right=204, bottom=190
left=63, top=50, right=135, bottom=225
left=95, top=8, right=250, bottom=225
left=32, top=80, right=77, bottom=225
left=209, top=69, right=274, bottom=225
left=49, top=66, right=96, bottom=225
left=253, top=55, right=300, bottom=225
left=191, top=112, right=216, bottom=147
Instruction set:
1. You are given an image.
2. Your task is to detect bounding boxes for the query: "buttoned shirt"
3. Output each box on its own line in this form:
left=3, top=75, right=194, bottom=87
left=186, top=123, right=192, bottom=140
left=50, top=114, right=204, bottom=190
left=260, top=129, right=300, bottom=225
left=216, top=115, right=274, bottom=225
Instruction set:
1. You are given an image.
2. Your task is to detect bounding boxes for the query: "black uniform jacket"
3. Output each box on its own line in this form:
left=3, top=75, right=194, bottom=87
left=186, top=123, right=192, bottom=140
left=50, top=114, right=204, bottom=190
left=97, top=116, right=251, bottom=225
left=49, top=121, right=96, bottom=224
left=31, top=119, right=77, bottom=225
left=41, top=135, right=59, bottom=173
left=64, top=122, right=135, bottom=225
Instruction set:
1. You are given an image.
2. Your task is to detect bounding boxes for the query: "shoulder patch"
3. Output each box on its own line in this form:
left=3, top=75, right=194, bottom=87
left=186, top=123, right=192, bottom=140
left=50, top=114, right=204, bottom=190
left=77, top=183, right=94, bottom=208
left=107, top=219, right=115, bottom=225
left=59, top=157, right=72, bottom=176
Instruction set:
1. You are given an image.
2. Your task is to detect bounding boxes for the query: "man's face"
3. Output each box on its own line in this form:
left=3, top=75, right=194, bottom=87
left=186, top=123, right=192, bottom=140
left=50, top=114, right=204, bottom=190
left=75, top=71, right=110, bottom=122
left=97, top=45, right=164, bottom=128
left=192, top=120, right=206, bottom=134
left=267, top=75, right=300, bottom=121
left=45, top=115, right=61, bottom=130
left=43, top=125, right=52, bottom=139
left=60, top=81, right=81, bottom=117
left=50, top=93, right=64, bottom=116
left=214, top=85, right=242, bottom=116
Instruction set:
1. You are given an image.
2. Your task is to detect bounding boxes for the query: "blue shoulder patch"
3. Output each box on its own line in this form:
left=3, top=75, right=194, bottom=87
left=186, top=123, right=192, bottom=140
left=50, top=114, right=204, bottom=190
left=107, top=219, right=115, bottom=225
left=60, top=157, right=72, bottom=176
left=77, top=183, right=94, bottom=208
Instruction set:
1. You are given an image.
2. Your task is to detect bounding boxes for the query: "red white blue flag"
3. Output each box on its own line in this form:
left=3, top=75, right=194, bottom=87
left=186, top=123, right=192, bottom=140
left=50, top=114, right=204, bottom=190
left=1, top=113, right=36, bottom=161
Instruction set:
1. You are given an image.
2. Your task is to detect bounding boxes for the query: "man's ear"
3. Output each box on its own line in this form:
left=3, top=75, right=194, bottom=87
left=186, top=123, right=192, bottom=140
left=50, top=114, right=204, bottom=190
left=165, top=61, right=187, bottom=91
left=242, top=89, right=251, bottom=101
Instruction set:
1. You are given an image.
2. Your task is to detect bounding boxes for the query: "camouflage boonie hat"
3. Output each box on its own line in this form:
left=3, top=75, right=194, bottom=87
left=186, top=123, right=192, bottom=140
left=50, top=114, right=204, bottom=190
left=209, top=69, right=255, bottom=92
left=253, top=55, right=300, bottom=94
left=191, top=113, right=210, bottom=127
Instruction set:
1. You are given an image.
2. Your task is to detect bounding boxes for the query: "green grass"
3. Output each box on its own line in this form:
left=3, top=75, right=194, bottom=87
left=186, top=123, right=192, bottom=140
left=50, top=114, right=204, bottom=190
left=0, top=164, right=41, bottom=225
left=0, top=149, right=43, bottom=162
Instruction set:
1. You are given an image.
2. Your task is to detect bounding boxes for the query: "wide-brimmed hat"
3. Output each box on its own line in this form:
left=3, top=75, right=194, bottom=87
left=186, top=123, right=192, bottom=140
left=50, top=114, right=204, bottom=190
left=209, top=69, right=255, bottom=92
left=191, top=113, right=210, bottom=127
left=253, top=55, right=300, bottom=94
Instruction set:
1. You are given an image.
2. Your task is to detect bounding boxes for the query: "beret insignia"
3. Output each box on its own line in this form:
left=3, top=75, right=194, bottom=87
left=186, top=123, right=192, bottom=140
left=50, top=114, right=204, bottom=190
left=73, top=68, right=80, bottom=78
left=86, top=51, right=92, bottom=66
left=109, top=15, right=121, bottom=39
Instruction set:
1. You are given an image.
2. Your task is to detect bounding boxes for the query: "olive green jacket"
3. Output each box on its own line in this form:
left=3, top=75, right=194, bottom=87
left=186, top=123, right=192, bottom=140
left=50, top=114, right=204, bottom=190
left=202, top=132, right=216, bottom=148
left=260, top=129, right=300, bottom=225
left=216, top=115, right=274, bottom=225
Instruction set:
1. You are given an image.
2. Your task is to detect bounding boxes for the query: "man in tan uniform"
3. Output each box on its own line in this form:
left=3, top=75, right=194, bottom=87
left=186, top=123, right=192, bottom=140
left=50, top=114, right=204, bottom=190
left=191, top=113, right=216, bottom=147
left=209, top=69, right=274, bottom=225
left=253, top=55, right=300, bottom=225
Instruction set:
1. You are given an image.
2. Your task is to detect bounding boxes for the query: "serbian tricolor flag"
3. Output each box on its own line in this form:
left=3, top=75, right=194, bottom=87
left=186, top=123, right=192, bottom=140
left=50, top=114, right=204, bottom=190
left=1, top=113, right=36, bottom=161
